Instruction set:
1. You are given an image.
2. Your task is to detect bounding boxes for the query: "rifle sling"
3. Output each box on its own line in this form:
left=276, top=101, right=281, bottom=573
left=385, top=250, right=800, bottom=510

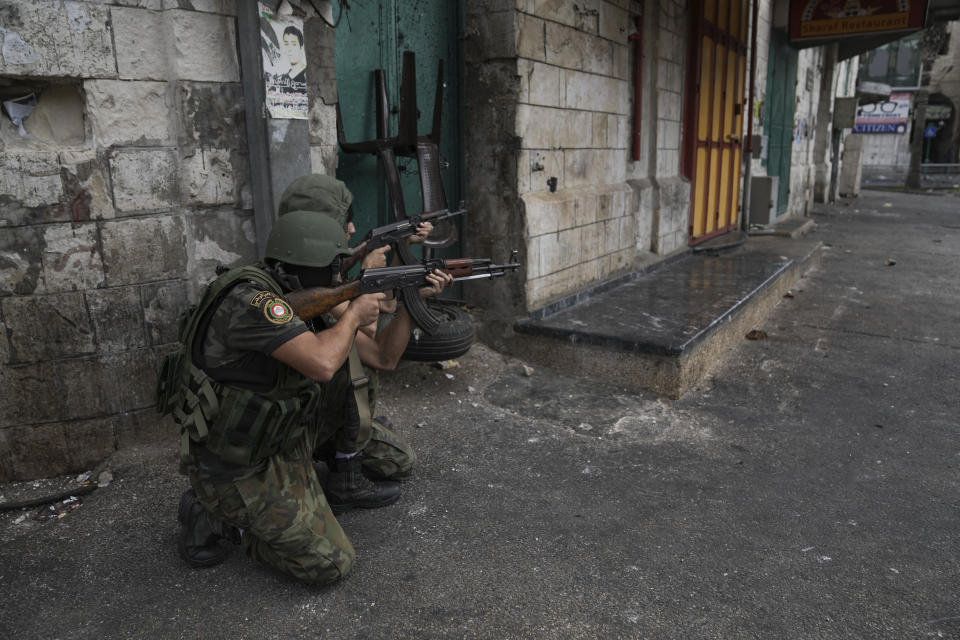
left=348, top=346, right=372, bottom=443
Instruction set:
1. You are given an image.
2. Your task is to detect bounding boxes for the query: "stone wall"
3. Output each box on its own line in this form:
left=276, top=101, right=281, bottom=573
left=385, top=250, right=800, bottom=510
left=509, top=0, right=697, bottom=313
left=0, top=0, right=253, bottom=481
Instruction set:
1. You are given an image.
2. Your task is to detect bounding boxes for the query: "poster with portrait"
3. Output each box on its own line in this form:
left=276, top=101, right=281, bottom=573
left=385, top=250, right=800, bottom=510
left=260, top=3, right=308, bottom=119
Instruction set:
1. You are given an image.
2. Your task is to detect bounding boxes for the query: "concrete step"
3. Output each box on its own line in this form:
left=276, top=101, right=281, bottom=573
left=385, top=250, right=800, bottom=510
left=508, top=235, right=823, bottom=398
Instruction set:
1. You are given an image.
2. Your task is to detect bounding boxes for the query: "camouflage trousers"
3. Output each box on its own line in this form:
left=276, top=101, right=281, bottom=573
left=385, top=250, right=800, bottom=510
left=188, top=418, right=414, bottom=584
left=190, top=439, right=354, bottom=585
left=360, top=416, right=417, bottom=480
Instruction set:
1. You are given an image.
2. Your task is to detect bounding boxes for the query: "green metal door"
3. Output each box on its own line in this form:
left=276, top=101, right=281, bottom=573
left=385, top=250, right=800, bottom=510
left=764, top=29, right=797, bottom=216
left=335, top=1, right=461, bottom=241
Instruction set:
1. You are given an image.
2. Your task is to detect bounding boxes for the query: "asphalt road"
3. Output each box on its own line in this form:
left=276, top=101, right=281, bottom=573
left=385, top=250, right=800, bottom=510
left=1, top=189, right=958, bottom=639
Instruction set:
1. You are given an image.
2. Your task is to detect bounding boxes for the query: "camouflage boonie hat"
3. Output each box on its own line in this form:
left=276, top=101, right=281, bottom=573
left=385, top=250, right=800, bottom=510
left=278, top=174, right=353, bottom=226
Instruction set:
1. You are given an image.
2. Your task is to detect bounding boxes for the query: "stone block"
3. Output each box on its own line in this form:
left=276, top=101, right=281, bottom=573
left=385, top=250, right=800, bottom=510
left=110, top=148, right=180, bottom=213
left=142, top=279, right=189, bottom=346
left=609, top=114, right=624, bottom=148
left=0, top=1, right=115, bottom=78
left=655, top=228, right=686, bottom=255
left=580, top=221, right=602, bottom=261
left=535, top=0, right=602, bottom=33
left=178, top=82, right=247, bottom=151
left=599, top=2, right=628, bottom=42
left=563, top=70, right=627, bottom=113
left=100, top=348, right=161, bottom=413
left=656, top=148, right=680, bottom=178
left=60, top=150, right=116, bottom=221
left=575, top=188, right=598, bottom=224
left=181, top=148, right=237, bottom=206
left=86, top=286, right=146, bottom=353
left=516, top=104, right=559, bottom=149
left=576, top=257, right=600, bottom=287
left=602, top=218, right=621, bottom=254
left=612, top=41, right=630, bottom=81
left=112, top=7, right=168, bottom=80
left=184, top=209, right=257, bottom=293
left=557, top=110, right=594, bottom=149
left=549, top=193, right=573, bottom=231
left=169, top=10, right=239, bottom=82
left=592, top=113, right=608, bottom=147
left=545, top=21, right=613, bottom=76
left=516, top=13, right=545, bottom=61
left=537, top=231, right=561, bottom=274
left=521, top=192, right=563, bottom=236
left=2, top=292, right=94, bottom=362
left=556, top=227, right=580, bottom=270
left=657, top=89, right=683, bottom=122
left=0, top=418, right=116, bottom=482
left=564, top=149, right=624, bottom=187
left=0, top=362, right=55, bottom=427
left=85, top=80, right=174, bottom=147
left=0, top=151, right=63, bottom=209
left=600, top=247, right=633, bottom=276
left=0, top=226, right=44, bottom=296
left=657, top=60, right=683, bottom=93
left=529, top=151, right=563, bottom=193
left=101, top=215, right=186, bottom=287
left=619, top=212, right=637, bottom=250
left=41, top=223, right=105, bottom=293
left=525, top=265, right=579, bottom=309
left=521, top=60, right=562, bottom=107
left=115, top=407, right=178, bottom=450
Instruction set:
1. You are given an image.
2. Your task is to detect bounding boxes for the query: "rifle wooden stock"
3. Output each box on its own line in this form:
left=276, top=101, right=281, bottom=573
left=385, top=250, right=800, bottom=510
left=285, top=281, right=362, bottom=321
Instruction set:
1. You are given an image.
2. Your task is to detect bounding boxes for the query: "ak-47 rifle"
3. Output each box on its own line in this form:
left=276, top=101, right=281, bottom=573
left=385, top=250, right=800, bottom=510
left=341, top=204, right=467, bottom=273
left=285, top=252, right=520, bottom=322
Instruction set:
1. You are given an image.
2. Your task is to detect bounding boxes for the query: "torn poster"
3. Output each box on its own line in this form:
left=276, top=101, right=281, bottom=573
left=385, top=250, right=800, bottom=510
left=3, top=93, right=37, bottom=136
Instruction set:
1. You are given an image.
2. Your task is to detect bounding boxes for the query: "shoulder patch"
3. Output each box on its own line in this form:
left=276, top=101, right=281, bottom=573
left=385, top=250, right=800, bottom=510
left=262, top=297, right=294, bottom=325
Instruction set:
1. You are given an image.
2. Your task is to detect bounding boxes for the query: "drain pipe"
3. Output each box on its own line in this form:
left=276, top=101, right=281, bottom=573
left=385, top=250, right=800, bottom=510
left=629, top=12, right=644, bottom=162
left=741, top=0, right=759, bottom=236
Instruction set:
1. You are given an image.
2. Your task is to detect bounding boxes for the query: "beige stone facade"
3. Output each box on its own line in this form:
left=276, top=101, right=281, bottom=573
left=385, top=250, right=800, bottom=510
left=0, top=0, right=251, bottom=480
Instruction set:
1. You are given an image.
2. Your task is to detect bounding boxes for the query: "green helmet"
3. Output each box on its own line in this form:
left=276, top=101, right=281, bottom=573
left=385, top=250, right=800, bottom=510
left=264, top=210, right=351, bottom=268
left=278, top=174, right=353, bottom=226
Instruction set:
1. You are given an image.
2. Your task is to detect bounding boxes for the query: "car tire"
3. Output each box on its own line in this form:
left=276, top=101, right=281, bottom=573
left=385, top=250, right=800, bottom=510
left=401, top=301, right=475, bottom=362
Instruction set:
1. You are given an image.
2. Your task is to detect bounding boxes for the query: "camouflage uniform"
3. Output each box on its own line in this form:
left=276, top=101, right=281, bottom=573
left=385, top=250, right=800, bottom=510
left=186, top=279, right=354, bottom=584
left=280, top=174, right=417, bottom=481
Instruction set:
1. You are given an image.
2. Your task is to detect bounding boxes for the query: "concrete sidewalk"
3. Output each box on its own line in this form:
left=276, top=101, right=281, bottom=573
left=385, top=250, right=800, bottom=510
left=2, top=189, right=958, bottom=639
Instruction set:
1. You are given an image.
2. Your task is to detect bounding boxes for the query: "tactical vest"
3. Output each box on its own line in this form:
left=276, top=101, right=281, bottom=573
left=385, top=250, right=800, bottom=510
left=155, top=265, right=323, bottom=468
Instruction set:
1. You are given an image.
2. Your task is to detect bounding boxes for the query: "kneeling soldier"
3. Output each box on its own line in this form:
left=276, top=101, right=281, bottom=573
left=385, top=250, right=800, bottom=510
left=157, top=211, right=450, bottom=583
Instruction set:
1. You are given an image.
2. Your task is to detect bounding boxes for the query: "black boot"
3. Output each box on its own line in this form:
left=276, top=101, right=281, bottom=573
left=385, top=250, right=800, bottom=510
left=325, top=455, right=401, bottom=515
left=177, top=489, right=237, bottom=568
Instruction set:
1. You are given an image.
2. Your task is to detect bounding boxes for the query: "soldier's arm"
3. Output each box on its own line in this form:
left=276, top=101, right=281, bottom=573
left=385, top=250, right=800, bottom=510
left=354, top=269, right=452, bottom=371
left=272, top=292, right=384, bottom=381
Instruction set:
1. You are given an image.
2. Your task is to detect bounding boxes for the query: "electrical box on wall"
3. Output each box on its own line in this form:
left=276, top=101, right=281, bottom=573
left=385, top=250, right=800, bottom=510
left=750, top=176, right=779, bottom=226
